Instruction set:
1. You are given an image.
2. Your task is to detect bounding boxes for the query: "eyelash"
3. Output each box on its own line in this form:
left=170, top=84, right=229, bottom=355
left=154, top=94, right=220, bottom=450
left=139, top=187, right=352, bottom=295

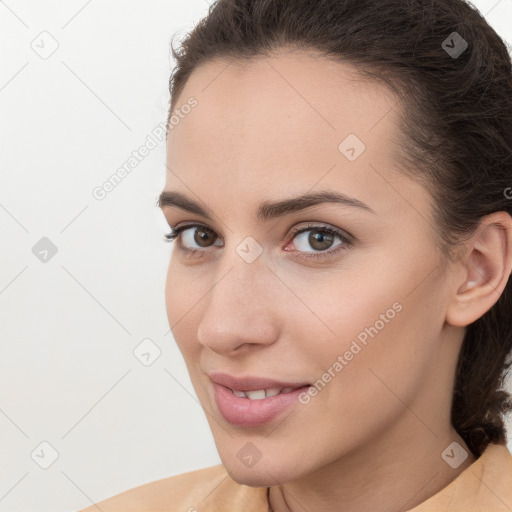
left=163, top=222, right=353, bottom=261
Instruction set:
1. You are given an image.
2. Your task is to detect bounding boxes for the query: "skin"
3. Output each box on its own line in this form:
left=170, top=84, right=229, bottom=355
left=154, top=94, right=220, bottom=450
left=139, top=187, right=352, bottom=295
left=160, top=48, right=512, bottom=512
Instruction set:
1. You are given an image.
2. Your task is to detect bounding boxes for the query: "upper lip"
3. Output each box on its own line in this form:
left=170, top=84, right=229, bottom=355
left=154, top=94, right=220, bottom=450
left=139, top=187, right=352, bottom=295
left=209, top=372, right=310, bottom=391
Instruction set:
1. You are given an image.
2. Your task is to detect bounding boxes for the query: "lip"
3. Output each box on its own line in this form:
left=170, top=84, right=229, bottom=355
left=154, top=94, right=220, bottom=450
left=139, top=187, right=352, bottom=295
left=209, top=372, right=310, bottom=391
left=209, top=372, right=311, bottom=427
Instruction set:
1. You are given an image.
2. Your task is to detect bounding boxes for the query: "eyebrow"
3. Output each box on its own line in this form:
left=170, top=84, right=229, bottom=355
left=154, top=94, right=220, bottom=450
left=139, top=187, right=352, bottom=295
left=156, top=189, right=376, bottom=221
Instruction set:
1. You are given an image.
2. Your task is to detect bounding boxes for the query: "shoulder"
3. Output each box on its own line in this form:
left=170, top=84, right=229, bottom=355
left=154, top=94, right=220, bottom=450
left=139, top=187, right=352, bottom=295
left=77, top=464, right=268, bottom=512
left=77, top=465, right=228, bottom=512
left=410, top=442, right=512, bottom=511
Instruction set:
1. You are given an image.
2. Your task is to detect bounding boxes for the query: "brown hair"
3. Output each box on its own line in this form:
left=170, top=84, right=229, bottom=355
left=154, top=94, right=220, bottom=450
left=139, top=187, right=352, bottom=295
left=166, top=0, right=512, bottom=458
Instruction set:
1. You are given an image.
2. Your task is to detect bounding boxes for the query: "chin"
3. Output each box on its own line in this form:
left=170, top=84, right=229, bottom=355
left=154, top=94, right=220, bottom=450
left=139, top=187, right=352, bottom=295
left=225, top=463, right=279, bottom=487
left=221, top=456, right=301, bottom=487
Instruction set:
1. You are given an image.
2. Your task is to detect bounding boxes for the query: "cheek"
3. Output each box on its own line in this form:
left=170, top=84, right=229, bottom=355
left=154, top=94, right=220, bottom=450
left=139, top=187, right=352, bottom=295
left=292, top=303, right=436, bottom=457
left=164, top=259, right=181, bottom=327
left=164, top=258, right=202, bottom=356
left=298, top=263, right=441, bottom=410
left=291, top=264, right=406, bottom=359
left=165, top=255, right=206, bottom=316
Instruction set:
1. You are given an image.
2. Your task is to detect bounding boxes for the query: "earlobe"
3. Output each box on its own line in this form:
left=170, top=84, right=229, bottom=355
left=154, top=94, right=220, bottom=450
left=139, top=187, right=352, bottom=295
left=446, top=211, right=512, bottom=327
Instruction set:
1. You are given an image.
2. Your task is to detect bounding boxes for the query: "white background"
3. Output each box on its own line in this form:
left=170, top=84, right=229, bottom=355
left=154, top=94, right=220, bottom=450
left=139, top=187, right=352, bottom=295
left=1, top=1, right=511, bottom=511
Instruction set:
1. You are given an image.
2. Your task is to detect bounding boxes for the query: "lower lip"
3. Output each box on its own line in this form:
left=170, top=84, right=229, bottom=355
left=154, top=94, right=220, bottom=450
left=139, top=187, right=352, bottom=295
left=212, top=382, right=310, bottom=427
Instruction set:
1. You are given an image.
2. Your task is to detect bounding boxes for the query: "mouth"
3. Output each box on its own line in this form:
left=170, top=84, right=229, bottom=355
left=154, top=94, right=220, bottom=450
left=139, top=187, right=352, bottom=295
left=208, top=372, right=311, bottom=427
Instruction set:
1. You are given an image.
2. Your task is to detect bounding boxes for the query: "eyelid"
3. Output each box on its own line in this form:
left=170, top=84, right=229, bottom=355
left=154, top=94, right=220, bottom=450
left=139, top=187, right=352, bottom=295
left=287, top=222, right=354, bottom=244
left=169, top=220, right=353, bottom=241
left=168, top=221, right=223, bottom=241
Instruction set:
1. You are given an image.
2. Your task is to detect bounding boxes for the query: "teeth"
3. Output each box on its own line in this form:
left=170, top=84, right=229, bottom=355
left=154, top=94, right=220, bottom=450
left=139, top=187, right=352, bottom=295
left=245, top=389, right=266, bottom=400
left=230, top=387, right=298, bottom=399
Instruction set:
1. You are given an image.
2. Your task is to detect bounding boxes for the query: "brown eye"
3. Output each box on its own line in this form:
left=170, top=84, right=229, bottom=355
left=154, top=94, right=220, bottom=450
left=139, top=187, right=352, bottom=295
left=193, top=227, right=217, bottom=248
left=166, top=222, right=354, bottom=262
left=286, top=223, right=354, bottom=261
left=172, top=224, right=223, bottom=251
left=292, top=226, right=343, bottom=253
left=307, top=230, right=335, bottom=251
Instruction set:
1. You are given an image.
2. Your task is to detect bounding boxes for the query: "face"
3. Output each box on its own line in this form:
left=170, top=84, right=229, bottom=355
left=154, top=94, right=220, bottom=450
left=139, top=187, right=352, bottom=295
left=161, top=50, right=460, bottom=486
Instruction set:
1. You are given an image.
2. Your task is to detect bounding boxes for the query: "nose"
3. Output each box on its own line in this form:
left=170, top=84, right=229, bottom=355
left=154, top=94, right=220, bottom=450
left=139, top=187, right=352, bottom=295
left=196, top=255, right=281, bottom=356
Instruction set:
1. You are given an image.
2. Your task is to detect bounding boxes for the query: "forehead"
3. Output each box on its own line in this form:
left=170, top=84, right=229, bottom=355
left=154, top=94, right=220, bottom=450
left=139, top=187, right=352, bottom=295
left=165, top=50, right=428, bottom=223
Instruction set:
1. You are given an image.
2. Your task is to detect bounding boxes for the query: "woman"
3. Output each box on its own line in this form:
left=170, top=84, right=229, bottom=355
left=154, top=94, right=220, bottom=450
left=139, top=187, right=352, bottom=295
left=80, top=0, right=512, bottom=510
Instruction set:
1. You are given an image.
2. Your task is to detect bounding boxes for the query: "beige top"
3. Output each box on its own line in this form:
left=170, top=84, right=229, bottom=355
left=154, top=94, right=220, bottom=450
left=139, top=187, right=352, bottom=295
left=79, top=441, right=512, bottom=511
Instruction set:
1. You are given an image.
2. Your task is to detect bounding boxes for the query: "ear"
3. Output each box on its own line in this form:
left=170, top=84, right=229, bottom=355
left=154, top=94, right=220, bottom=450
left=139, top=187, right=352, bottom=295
left=446, top=211, right=512, bottom=327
